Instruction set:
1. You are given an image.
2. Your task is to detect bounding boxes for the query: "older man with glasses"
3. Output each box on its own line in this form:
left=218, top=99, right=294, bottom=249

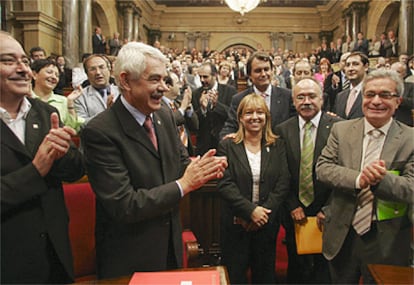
left=316, top=69, right=413, bottom=283
left=74, top=54, right=120, bottom=127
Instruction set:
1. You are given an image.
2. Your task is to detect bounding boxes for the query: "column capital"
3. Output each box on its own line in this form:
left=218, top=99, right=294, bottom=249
left=185, top=32, right=199, bottom=41
left=349, top=2, right=368, bottom=14
left=199, top=32, right=210, bottom=40
left=269, top=32, right=279, bottom=41
left=117, top=0, right=138, bottom=13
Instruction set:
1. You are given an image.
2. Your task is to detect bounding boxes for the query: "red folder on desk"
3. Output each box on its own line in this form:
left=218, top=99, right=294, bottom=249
left=129, top=269, right=220, bottom=285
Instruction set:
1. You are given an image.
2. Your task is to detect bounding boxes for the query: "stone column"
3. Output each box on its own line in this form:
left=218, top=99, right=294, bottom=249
left=79, top=0, right=92, bottom=57
left=185, top=32, right=198, bottom=50
left=270, top=32, right=279, bottom=50
left=349, top=2, right=367, bottom=40
left=132, top=9, right=141, bottom=42
left=351, top=7, right=359, bottom=41
left=119, top=2, right=134, bottom=42
left=285, top=33, right=294, bottom=51
left=399, top=0, right=413, bottom=54
left=200, top=32, right=210, bottom=51
left=62, top=0, right=79, bottom=68
left=343, top=11, right=351, bottom=38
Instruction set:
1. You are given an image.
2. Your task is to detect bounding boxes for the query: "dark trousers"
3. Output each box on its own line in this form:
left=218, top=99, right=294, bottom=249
left=282, top=210, right=331, bottom=284
left=329, top=222, right=410, bottom=284
left=221, top=223, right=278, bottom=284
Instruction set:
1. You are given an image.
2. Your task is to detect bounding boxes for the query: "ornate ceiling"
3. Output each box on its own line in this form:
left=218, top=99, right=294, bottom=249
left=153, top=0, right=331, bottom=8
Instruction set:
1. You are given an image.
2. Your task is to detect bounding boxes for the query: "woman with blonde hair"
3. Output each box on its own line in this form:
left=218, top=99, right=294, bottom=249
left=217, top=93, right=290, bottom=284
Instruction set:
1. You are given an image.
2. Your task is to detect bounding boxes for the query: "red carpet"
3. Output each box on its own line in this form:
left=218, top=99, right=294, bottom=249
left=276, top=226, right=288, bottom=283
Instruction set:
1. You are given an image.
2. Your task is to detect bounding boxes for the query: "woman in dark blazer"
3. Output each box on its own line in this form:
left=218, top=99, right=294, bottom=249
left=217, top=93, right=290, bottom=284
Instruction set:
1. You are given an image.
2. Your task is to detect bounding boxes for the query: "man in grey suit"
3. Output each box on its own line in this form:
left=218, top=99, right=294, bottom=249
left=274, top=78, right=341, bottom=283
left=220, top=51, right=296, bottom=139
left=316, top=69, right=413, bottom=283
left=81, top=42, right=227, bottom=279
left=334, top=52, right=369, bottom=120
left=74, top=54, right=120, bottom=127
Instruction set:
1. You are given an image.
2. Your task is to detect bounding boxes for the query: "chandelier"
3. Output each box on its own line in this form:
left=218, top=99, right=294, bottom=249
left=224, top=0, right=262, bottom=16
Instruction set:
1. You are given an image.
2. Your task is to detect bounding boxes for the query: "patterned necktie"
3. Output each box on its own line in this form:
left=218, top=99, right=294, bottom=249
left=342, top=77, right=350, bottom=91
left=143, top=116, right=158, bottom=151
left=345, top=88, right=358, bottom=117
left=352, top=129, right=383, bottom=235
left=169, top=101, right=176, bottom=112
left=299, top=121, right=314, bottom=207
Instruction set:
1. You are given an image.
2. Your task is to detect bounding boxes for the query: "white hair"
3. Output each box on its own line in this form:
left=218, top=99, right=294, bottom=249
left=113, top=42, right=168, bottom=88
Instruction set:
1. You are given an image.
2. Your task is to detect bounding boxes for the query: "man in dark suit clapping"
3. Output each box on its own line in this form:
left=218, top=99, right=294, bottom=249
left=81, top=42, right=227, bottom=279
left=192, top=62, right=237, bottom=155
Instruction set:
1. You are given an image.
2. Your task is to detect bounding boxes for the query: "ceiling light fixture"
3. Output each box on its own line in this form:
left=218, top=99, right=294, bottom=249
left=224, top=0, right=261, bottom=16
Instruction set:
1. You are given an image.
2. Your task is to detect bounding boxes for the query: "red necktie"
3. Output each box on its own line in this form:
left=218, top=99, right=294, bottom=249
left=143, top=116, right=158, bottom=150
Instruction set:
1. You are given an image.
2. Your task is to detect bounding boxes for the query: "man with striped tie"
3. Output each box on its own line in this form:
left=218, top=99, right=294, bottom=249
left=316, top=69, right=413, bottom=283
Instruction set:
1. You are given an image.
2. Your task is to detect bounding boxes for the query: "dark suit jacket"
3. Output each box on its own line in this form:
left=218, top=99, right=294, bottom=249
left=1, top=98, right=84, bottom=283
left=161, top=100, right=199, bottom=156
left=394, top=82, right=414, bottom=126
left=273, top=112, right=342, bottom=216
left=334, top=88, right=364, bottom=119
left=324, top=71, right=347, bottom=112
left=220, top=85, right=296, bottom=139
left=217, top=138, right=290, bottom=226
left=383, top=38, right=398, bottom=58
left=192, top=83, right=237, bottom=155
left=81, top=98, right=190, bottom=279
left=316, top=118, right=413, bottom=262
left=92, top=34, right=106, bottom=54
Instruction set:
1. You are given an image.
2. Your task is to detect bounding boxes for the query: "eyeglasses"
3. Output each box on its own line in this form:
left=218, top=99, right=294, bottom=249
left=363, top=91, right=399, bottom=100
left=0, top=55, right=31, bottom=67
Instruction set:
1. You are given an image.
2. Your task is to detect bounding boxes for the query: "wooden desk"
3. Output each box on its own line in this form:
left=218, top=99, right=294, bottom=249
left=74, top=266, right=229, bottom=285
left=368, top=264, right=413, bottom=285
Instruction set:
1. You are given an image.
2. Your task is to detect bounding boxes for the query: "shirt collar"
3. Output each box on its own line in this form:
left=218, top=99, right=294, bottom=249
left=253, top=84, right=272, bottom=97
left=351, top=81, right=363, bottom=92
left=120, top=95, right=148, bottom=126
left=363, top=118, right=392, bottom=137
left=0, top=97, right=32, bottom=124
left=298, top=110, right=322, bottom=130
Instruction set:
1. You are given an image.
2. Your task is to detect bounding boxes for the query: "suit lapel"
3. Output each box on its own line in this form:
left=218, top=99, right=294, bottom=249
left=0, top=121, right=31, bottom=158
left=314, top=113, right=333, bottom=163
left=349, top=119, right=364, bottom=170
left=114, top=100, right=159, bottom=157
left=381, top=120, right=402, bottom=168
left=349, top=91, right=362, bottom=118
left=260, top=142, right=272, bottom=179
left=25, top=106, right=47, bottom=156
left=287, top=117, right=301, bottom=165
left=232, top=142, right=252, bottom=176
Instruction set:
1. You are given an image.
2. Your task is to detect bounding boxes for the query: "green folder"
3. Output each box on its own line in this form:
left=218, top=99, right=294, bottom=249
left=376, top=170, right=408, bottom=221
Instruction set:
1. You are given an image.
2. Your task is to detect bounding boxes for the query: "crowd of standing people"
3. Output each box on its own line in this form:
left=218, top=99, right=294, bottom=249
left=1, top=26, right=413, bottom=285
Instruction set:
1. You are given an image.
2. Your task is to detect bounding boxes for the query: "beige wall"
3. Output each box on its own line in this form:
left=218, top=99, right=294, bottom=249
left=6, top=0, right=404, bottom=57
